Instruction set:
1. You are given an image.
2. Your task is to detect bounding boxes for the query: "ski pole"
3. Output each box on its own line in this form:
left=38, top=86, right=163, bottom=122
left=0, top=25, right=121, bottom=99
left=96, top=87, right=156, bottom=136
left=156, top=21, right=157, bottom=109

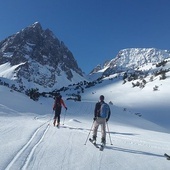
left=84, top=121, right=94, bottom=145
left=62, top=109, right=67, bottom=125
left=106, top=122, right=113, bottom=145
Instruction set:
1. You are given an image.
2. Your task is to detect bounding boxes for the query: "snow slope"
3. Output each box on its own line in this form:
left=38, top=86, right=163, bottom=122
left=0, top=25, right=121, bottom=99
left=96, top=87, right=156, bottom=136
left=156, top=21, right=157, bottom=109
left=84, top=58, right=170, bottom=129
left=0, top=85, right=170, bottom=170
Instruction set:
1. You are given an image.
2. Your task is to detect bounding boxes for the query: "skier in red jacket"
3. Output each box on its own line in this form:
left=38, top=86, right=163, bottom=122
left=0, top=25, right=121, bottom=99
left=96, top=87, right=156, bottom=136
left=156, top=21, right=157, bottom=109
left=53, top=95, right=67, bottom=127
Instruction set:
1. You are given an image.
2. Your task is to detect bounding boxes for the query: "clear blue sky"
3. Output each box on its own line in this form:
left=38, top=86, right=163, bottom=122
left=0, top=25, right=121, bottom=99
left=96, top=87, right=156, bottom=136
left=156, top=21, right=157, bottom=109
left=0, top=0, right=170, bottom=73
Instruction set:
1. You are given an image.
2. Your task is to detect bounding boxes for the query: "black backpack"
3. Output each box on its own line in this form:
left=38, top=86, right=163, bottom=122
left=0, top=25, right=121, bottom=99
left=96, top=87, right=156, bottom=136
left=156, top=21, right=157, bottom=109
left=55, top=96, right=61, bottom=107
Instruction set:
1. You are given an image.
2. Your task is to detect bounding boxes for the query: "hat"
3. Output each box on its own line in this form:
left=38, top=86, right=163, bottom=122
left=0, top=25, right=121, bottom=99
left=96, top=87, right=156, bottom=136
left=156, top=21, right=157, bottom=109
left=100, top=95, right=104, bottom=101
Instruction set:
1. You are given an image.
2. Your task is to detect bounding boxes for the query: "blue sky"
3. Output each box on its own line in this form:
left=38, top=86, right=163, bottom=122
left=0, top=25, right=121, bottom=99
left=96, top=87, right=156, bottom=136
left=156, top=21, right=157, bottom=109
left=0, top=0, right=170, bottom=74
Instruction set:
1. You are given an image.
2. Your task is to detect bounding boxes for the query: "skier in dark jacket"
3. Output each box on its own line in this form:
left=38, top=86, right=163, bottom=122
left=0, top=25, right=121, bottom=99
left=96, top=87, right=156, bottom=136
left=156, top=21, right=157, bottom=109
left=91, top=95, right=111, bottom=145
left=53, top=95, right=67, bottom=127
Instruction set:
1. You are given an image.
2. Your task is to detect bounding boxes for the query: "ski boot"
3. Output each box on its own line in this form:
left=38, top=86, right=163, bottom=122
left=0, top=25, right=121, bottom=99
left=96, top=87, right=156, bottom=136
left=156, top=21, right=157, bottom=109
left=101, top=137, right=106, bottom=146
left=53, top=119, right=56, bottom=126
left=56, top=123, right=60, bottom=128
left=92, top=136, right=97, bottom=144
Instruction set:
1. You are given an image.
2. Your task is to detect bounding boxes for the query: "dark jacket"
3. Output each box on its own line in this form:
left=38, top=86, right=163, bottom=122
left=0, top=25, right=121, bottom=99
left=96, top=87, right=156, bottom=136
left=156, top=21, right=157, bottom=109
left=94, top=101, right=111, bottom=121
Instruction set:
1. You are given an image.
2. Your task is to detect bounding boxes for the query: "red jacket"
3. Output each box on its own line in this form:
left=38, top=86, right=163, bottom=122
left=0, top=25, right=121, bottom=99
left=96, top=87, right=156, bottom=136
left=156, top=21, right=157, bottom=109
left=53, top=98, right=67, bottom=110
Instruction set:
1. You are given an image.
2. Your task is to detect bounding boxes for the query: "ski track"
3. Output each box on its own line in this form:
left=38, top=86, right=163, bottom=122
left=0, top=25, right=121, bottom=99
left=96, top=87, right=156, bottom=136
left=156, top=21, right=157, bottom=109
left=113, top=134, right=170, bottom=151
left=98, top=152, right=103, bottom=170
left=60, top=123, right=170, bottom=152
left=1, top=107, right=169, bottom=170
left=61, top=131, right=75, bottom=170
left=57, top=122, right=170, bottom=170
left=4, top=122, right=50, bottom=170
left=2, top=116, right=170, bottom=170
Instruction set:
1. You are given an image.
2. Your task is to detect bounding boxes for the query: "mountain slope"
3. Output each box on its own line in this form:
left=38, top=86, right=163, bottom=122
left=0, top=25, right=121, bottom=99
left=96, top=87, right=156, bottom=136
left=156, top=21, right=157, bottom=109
left=0, top=22, right=85, bottom=92
left=0, top=85, right=170, bottom=170
left=82, top=56, right=170, bottom=129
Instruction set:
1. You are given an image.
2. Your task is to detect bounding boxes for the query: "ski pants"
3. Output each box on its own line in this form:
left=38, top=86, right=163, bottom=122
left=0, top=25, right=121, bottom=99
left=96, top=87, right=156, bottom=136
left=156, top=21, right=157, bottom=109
left=54, top=107, right=62, bottom=123
left=92, top=117, right=106, bottom=140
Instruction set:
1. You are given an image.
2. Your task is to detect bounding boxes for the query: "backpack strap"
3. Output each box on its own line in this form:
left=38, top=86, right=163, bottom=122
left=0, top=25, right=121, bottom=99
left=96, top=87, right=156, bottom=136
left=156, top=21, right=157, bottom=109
left=94, top=102, right=101, bottom=117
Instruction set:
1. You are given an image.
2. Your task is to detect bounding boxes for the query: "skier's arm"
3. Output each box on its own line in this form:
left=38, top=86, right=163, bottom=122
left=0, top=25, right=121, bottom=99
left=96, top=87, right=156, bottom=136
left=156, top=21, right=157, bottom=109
left=60, top=99, right=67, bottom=109
left=94, top=103, right=98, bottom=118
left=106, top=108, right=111, bottom=122
left=94, top=102, right=101, bottom=118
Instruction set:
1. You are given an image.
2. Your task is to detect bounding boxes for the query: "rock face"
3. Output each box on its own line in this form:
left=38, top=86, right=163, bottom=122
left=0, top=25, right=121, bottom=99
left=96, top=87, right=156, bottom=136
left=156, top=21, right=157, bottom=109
left=0, top=22, right=84, bottom=91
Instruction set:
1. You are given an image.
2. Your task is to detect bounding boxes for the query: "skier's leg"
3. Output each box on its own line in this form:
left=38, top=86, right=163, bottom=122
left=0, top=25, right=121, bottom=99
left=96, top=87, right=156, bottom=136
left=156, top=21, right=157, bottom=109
left=53, top=111, right=57, bottom=126
left=57, top=114, right=60, bottom=126
left=92, top=119, right=99, bottom=142
left=53, top=119, right=56, bottom=126
left=56, top=107, right=61, bottom=127
left=101, top=119, right=106, bottom=144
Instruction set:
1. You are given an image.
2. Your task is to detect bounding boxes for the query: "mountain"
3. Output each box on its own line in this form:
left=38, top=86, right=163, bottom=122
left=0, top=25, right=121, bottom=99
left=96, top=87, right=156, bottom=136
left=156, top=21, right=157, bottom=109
left=0, top=22, right=85, bottom=92
left=0, top=41, right=170, bottom=169
left=0, top=22, right=170, bottom=106
left=85, top=48, right=170, bottom=128
left=89, top=48, right=170, bottom=79
left=1, top=23, right=170, bottom=170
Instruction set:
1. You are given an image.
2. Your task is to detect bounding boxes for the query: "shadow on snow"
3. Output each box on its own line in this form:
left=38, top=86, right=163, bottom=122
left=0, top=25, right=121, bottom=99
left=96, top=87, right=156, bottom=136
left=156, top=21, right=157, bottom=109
left=105, top=146, right=164, bottom=158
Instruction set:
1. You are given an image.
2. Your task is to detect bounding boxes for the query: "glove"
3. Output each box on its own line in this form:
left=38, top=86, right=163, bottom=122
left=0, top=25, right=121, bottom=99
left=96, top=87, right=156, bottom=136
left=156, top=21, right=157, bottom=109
left=65, top=107, right=68, bottom=110
left=93, top=117, right=97, bottom=121
left=106, top=118, right=109, bottom=122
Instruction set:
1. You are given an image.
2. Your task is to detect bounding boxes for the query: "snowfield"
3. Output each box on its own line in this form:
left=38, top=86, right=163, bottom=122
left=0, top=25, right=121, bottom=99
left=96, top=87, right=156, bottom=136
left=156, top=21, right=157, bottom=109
left=0, top=84, right=170, bottom=170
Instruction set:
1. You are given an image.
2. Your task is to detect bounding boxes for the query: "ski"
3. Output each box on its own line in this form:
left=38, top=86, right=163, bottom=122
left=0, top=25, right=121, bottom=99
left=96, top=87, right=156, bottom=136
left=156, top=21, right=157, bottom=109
left=89, top=138, right=99, bottom=148
left=164, top=153, right=170, bottom=160
left=53, top=124, right=60, bottom=128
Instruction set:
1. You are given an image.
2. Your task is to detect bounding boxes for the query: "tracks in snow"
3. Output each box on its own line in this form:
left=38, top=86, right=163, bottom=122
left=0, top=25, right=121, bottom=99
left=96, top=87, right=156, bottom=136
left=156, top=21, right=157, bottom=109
left=5, top=122, right=50, bottom=170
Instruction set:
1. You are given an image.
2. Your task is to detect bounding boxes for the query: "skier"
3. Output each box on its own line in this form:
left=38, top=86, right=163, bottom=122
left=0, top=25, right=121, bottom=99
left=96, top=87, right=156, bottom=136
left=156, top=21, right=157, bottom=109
left=53, top=94, right=67, bottom=127
left=91, top=95, right=111, bottom=145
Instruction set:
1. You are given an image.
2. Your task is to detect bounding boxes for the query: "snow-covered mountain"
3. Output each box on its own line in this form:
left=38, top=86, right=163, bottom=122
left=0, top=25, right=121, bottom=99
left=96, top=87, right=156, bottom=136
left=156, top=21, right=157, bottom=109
left=0, top=22, right=85, bottom=92
left=89, top=48, right=170, bottom=79
left=0, top=43, right=170, bottom=170
left=0, top=23, right=170, bottom=120
left=0, top=23, right=170, bottom=170
left=83, top=48, right=170, bottom=129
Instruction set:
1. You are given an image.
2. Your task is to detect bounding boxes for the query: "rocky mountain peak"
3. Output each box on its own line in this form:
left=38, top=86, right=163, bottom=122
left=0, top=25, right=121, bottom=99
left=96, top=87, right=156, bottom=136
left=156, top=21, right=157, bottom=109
left=0, top=22, right=84, bottom=92
left=89, top=48, right=170, bottom=81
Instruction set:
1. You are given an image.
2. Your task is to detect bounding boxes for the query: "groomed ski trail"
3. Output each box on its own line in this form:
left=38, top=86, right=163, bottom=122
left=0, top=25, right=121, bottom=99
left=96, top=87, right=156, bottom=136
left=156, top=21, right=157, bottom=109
left=5, top=122, right=50, bottom=170
left=1, top=100, right=170, bottom=170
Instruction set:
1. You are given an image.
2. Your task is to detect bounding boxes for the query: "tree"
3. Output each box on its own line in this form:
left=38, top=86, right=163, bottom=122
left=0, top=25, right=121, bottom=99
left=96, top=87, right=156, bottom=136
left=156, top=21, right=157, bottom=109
left=160, top=72, right=166, bottom=80
left=26, top=88, right=40, bottom=101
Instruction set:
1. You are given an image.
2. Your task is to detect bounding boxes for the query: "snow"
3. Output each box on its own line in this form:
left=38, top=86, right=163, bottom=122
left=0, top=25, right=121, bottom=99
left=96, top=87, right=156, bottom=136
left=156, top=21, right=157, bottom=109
left=0, top=61, right=87, bottom=92
left=98, top=48, right=170, bottom=73
left=0, top=49, right=170, bottom=169
left=0, top=78, right=170, bottom=170
left=0, top=62, right=25, bottom=80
